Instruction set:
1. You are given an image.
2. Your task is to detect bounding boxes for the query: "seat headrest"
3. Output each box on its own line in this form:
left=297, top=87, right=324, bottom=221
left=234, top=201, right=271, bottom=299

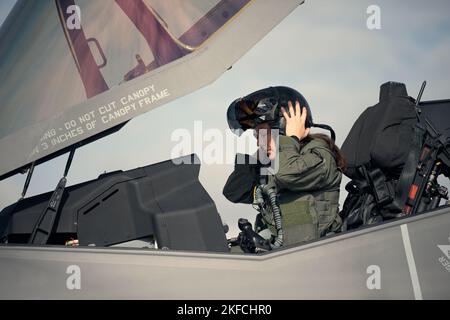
left=379, top=82, right=408, bottom=102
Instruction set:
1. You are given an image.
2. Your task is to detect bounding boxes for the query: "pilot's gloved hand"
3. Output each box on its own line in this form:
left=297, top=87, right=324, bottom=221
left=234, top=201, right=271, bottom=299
left=281, top=100, right=310, bottom=141
left=223, top=153, right=261, bottom=204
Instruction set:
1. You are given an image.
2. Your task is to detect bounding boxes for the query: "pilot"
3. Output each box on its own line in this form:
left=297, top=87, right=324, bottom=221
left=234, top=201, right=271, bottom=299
left=223, top=87, right=345, bottom=248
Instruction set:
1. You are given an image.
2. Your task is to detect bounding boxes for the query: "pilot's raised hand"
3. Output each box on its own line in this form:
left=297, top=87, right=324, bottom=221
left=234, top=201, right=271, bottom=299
left=281, top=100, right=310, bottom=141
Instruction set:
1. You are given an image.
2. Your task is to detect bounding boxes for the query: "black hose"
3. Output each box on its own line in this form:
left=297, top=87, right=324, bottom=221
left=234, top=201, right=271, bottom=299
left=255, top=185, right=264, bottom=207
left=263, top=185, right=283, bottom=248
left=255, top=184, right=284, bottom=248
left=312, top=123, right=336, bottom=141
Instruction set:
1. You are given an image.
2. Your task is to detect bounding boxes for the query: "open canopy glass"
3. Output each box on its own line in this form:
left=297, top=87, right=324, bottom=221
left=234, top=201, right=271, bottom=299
left=0, top=0, right=303, bottom=180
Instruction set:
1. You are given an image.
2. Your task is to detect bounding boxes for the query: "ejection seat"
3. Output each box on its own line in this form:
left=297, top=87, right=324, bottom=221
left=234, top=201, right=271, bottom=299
left=339, top=81, right=450, bottom=230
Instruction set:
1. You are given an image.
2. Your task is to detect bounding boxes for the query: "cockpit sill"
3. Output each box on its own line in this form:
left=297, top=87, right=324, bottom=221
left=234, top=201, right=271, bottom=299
left=1, top=204, right=448, bottom=260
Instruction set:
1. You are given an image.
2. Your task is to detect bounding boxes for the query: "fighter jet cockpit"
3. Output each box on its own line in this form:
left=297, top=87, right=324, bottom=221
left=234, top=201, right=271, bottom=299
left=1, top=80, right=449, bottom=256
left=2, top=0, right=450, bottom=300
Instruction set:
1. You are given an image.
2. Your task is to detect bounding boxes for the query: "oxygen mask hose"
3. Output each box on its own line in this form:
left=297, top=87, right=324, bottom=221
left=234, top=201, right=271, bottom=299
left=253, top=184, right=284, bottom=249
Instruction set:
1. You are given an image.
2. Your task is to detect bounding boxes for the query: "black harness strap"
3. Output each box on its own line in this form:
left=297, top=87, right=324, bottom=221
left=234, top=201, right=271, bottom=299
left=393, top=123, right=425, bottom=211
left=360, top=165, right=393, bottom=208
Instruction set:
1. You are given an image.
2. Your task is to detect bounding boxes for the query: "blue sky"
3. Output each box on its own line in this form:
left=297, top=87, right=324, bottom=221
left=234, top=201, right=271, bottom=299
left=1, top=0, right=449, bottom=236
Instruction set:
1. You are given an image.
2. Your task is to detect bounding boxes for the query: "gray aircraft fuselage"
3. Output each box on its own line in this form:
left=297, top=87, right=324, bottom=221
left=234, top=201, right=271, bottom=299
left=0, top=206, right=449, bottom=299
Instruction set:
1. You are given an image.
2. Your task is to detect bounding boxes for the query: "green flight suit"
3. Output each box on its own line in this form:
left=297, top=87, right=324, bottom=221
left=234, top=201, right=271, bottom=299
left=223, top=135, right=342, bottom=247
